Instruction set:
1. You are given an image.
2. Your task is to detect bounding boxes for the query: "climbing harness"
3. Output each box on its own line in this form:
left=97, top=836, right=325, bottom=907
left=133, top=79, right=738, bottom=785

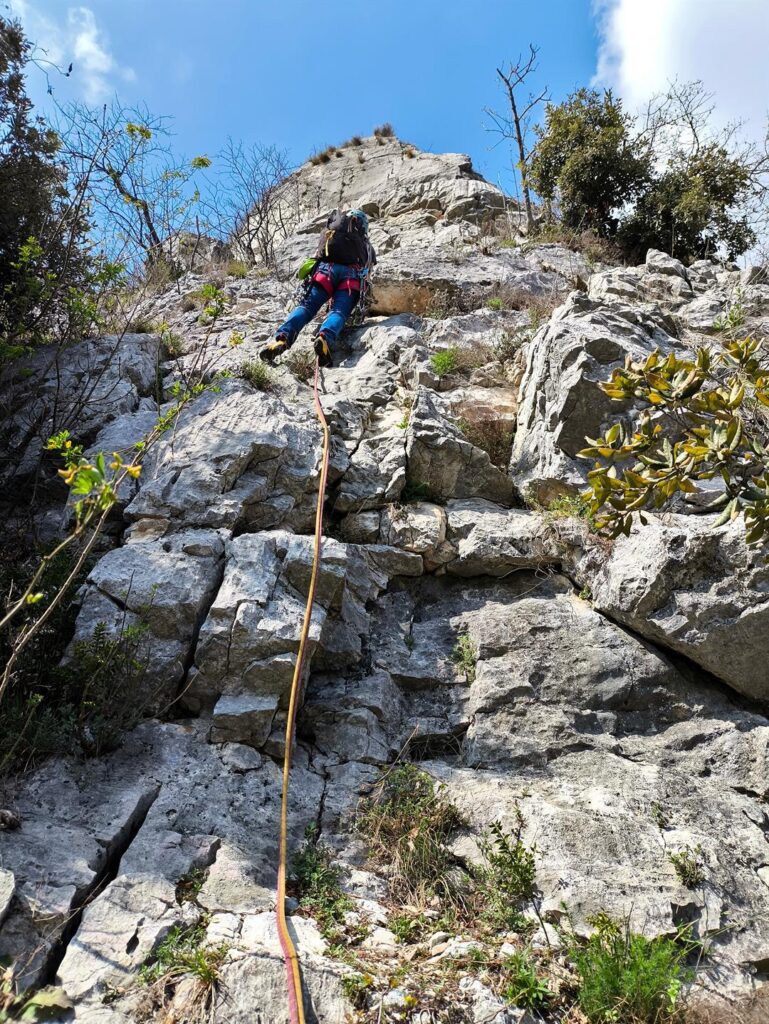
left=276, top=356, right=330, bottom=1024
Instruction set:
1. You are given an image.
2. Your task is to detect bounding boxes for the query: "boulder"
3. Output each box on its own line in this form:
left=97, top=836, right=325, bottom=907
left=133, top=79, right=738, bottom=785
left=573, top=513, right=769, bottom=702
left=510, top=292, right=678, bottom=503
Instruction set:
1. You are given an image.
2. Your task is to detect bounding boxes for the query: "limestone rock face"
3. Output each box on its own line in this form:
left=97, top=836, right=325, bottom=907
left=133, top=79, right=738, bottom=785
left=3, top=134, right=769, bottom=1022
left=510, top=291, right=678, bottom=502
left=572, top=514, right=769, bottom=702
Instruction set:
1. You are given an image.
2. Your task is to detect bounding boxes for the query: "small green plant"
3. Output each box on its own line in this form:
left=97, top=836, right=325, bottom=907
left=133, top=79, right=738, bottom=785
left=389, top=912, right=426, bottom=944
left=228, top=329, right=245, bottom=348
left=430, top=347, right=459, bottom=376
left=451, top=630, right=476, bottom=683
left=569, top=913, right=694, bottom=1024
left=486, top=296, right=504, bottom=311
left=499, top=238, right=517, bottom=249
left=240, top=359, right=274, bottom=391
left=162, top=329, right=184, bottom=359
left=501, top=951, right=552, bottom=1011
left=140, top=920, right=228, bottom=987
left=284, top=346, right=316, bottom=384
left=397, top=413, right=410, bottom=430
left=712, top=290, right=745, bottom=335
left=528, top=492, right=597, bottom=530
left=650, top=802, right=669, bottom=829
left=578, top=585, right=593, bottom=601
left=226, top=258, right=249, bottom=278
left=292, top=825, right=353, bottom=941
left=669, top=845, right=705, bottom=888
left=341, top=972, right=374, bottom=1008
left=176, top=867, right=207, bottom=905
left=357, top=763, right=464, bottom=905
left=478, top=813, right=536, bottom=930
left=403, top=632, right=415, bottom=651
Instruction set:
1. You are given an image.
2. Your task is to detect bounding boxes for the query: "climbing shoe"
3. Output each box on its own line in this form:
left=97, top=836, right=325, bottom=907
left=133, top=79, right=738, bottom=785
left=314, top=333, right=333, bottom=368
left=259, top=337, right=289, bottom=363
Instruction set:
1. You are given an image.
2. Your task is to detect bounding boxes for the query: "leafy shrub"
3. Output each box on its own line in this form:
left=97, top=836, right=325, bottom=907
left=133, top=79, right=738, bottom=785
left=579, top=339, right=769, bottom=547
left=531, top=86, right=756, bottom=262
left=501, top=951, right=552, bottom=1010
left=486, top=296, right=504, bottom=311
left=479, top=815, right=536, bottom=919
left=240, top=359, right=274, bottom=391
left=570, top=913, right=693, bottom=1024
left=618, top=144, right=754, bottom=263
left=357, top=763, right=464, bottom=904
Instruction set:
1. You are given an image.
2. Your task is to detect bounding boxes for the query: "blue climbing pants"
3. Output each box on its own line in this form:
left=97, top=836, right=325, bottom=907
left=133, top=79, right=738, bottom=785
left=275, top=262, right=361, bottom=346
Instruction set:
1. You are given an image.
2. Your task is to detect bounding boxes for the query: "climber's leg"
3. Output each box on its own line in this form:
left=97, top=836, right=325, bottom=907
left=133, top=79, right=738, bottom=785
left=271, top=283, right=329, bottom=347
left=316, top=287, right=358, bottom=346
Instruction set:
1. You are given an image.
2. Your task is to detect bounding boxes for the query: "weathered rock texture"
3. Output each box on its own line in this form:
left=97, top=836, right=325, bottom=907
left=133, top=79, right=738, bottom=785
left=2, top=133, right=769, bottom=1023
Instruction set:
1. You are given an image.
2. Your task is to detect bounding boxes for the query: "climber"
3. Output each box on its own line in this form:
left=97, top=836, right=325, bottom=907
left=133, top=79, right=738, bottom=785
left=260, top=208, right=376, bottom=368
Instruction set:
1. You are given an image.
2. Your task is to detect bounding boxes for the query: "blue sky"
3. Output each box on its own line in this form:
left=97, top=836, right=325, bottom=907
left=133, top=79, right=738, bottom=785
left=9, top=0, right=598, bottom=189
left=7, top=0, right=769, bottom=195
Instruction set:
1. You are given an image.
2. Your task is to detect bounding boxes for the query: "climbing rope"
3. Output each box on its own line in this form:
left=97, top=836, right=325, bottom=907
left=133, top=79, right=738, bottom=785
left=276, top=357, right=330, bottom=1024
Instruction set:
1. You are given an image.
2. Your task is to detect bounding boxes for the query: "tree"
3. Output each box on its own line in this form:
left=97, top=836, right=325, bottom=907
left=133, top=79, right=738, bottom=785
left=484, top=46, right=549, bottom=234
left=618, top=144, right=755, bottom=263
left=529, top=88, right=650, bottom=236
left=529, top=79, right=764, bottom=263
left=0, top=16, right=90, bottom=357
left=203, top=139, right=295, bottom=269
left=56, top=100, right=211, bottom=276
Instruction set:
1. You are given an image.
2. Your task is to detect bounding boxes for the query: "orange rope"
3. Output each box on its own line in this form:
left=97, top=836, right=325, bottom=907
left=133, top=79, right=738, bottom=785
left=276, top=357, right=330, bottom=1024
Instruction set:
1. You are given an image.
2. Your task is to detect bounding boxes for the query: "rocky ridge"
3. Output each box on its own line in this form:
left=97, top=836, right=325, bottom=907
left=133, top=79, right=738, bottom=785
left=2, top=133, right=769, bottom=1023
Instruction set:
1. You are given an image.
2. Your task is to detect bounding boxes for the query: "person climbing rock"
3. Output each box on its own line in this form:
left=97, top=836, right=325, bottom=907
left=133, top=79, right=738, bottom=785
left=260, top=208, right=376, bottom=368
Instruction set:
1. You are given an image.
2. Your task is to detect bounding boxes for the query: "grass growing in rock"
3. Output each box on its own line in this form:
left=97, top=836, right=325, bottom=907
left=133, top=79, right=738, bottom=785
left=291, top=824, right=354, bottom=943
left=568, top=913, right=695, bottom=1024
left=430, top=348, right=460, bottom=376
left=451, top=630, right=477, bottom=683
left=357, top=763, right=465, bottom=907
left=239, top=359, right=274, bottom=391
left=139, top=918, right=228, bottom=1021
left=455, top=417, right=514, bottom=470
left=283, top=346, right=316, bottom=384
left=669, top=845, right=705, bottom=888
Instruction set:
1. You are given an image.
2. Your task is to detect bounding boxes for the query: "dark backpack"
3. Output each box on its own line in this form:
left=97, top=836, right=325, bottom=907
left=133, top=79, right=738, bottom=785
left=318, top=210, right=369, bottom=265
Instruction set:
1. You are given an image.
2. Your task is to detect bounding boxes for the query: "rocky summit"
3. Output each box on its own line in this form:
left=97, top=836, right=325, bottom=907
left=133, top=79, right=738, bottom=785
left=2, top=133, right=769, bottom=1024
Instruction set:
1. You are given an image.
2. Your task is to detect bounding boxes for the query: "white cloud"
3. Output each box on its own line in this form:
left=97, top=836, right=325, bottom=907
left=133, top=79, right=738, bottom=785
left=7, top=1, right=135, bottom=102
left=593, top=0, right=769, bottom=137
